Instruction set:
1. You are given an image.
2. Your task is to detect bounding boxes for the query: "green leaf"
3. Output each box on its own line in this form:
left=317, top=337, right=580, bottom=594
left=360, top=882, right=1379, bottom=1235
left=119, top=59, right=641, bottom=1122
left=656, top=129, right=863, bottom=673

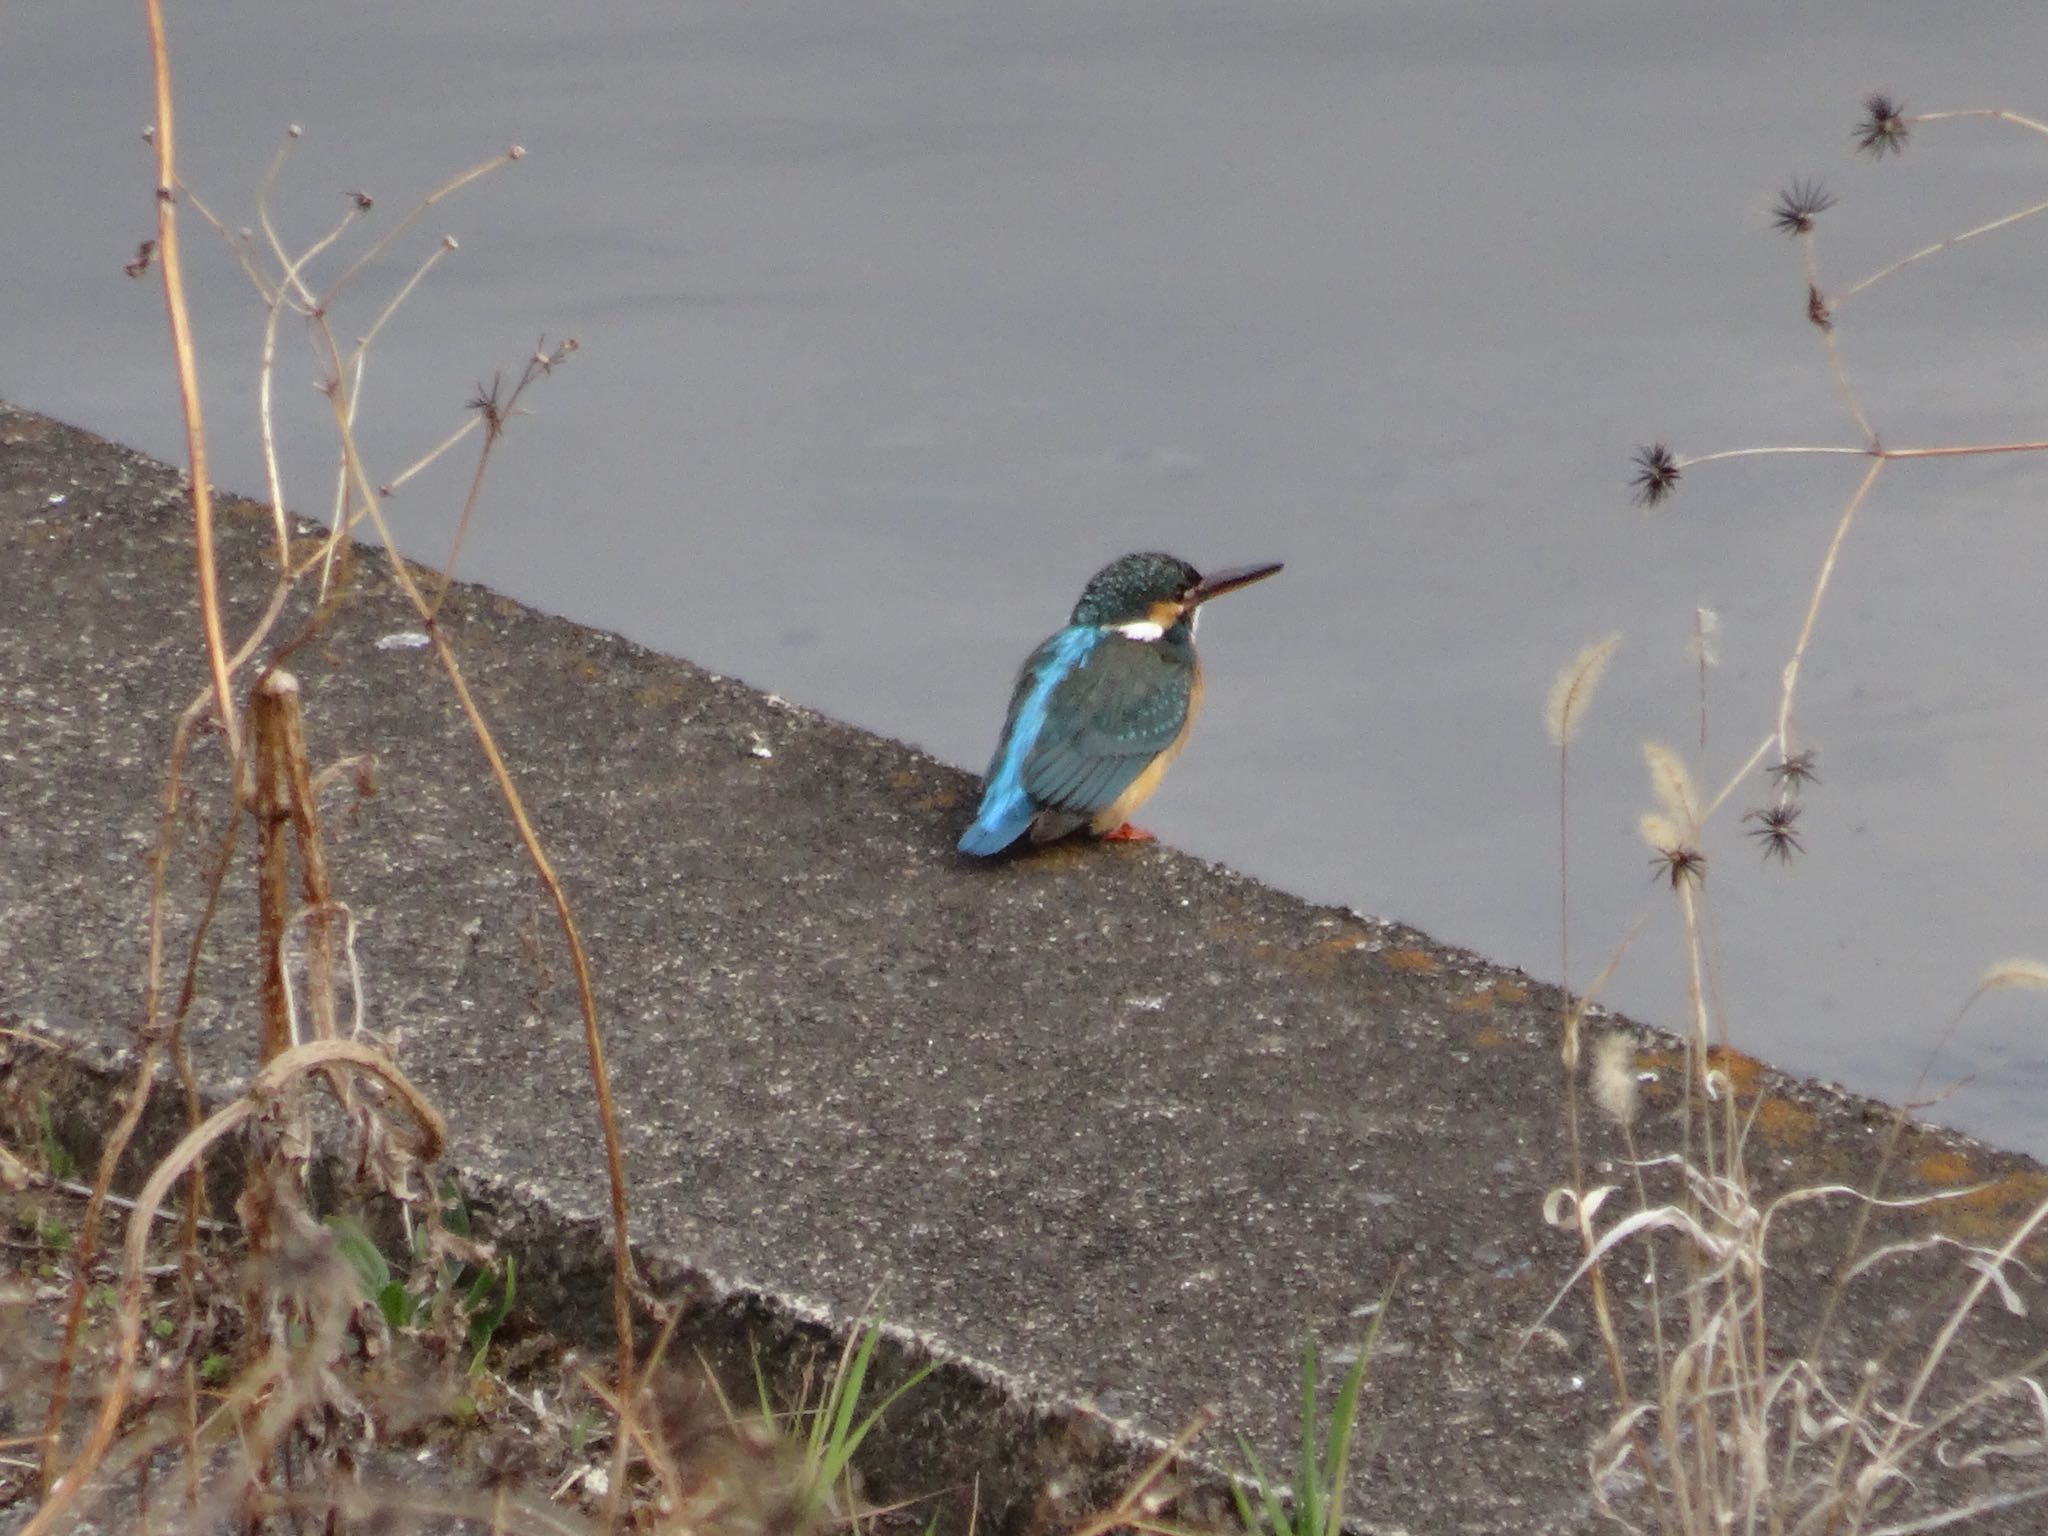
left=36, top=1101, right=77, bottom=1181
left=377, top=1279, right=417, bottom=1329
left=465, top=1254, right=516, bottom=1370
left=324, top=1214, right=391, bottom=1299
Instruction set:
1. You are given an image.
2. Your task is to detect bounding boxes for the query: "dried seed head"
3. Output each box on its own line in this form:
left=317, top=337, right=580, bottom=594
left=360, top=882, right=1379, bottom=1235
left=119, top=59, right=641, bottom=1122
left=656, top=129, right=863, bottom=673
left=1771, top=178, right=1837, bottom=236
left=1856, top=93, right=1909, bottom=158
left=1654, top=847, right=1703, bottom=897
left=1640, top=812, right=1706, bottom=889
left=1591, top=1033, right=1639, bottom=1128
left=1651, top=843, right=1707, bottom=890
left=1978, top=959, right=2048, bottom=994
left=1639, top=811, right=1679, bottom=851
left=468, top=374, right=506, bottom=431
left=1744, top=802, right=1804, bottom=864
left=1643, top=741, right=1700, bottom=828
left=1686, top=607, right=1720, bottom=668
left=1546, top=632, right=1622, bottom=747
left=1631, top=443, right=1681, bottom=507
left=1769, top=749, right=1821, bottom=792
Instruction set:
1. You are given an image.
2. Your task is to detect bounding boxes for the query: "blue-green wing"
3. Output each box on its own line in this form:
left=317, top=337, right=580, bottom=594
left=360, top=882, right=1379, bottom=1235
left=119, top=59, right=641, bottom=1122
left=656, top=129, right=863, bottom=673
left=1020, top=637, right=1193, bottom=816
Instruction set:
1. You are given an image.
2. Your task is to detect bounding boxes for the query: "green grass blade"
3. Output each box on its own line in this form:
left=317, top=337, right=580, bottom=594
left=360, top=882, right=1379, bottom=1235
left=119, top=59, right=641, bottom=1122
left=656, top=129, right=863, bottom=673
left=819, top=1321, right=879, bottom=1471
left=828, top=1357, right=934, bottom=1477
left=1318, top=1288, right=1394, bottom=1536
left=1234, top=1432, right=1296, bottom=1536
left=750, top=1340, right=778, bottom=1425
left=1296, top=1340, right=1323, bottom=1536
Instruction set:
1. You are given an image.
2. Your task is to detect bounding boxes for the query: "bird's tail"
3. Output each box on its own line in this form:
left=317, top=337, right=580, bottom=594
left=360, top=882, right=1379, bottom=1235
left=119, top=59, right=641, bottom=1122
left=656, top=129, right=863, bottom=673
left=957, top=790, right=1036, bottom=857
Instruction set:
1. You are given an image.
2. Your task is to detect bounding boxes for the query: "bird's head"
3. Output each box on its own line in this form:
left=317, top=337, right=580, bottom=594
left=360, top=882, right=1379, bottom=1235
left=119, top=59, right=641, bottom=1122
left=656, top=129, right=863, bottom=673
left=1069, top=551, right=1283, bottom=638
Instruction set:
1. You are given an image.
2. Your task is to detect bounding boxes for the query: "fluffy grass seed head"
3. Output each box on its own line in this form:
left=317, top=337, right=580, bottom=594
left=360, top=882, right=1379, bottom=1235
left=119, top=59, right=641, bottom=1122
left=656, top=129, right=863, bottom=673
left=1591, top=1033, right=1640, bottom=1129
left=1686, top=607, right=1719, bottom=668
left=1643, top=741, right=1700, bottom=829
left=1546, top=632, right=1622, bottom=747
left=1978, top=958, right=2048, bottom=994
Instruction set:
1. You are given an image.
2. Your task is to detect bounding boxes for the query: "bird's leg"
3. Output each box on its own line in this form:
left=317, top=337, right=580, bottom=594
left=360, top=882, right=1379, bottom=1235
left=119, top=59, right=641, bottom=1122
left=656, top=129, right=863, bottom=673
left=1098, top=823, right=1157, bottom=843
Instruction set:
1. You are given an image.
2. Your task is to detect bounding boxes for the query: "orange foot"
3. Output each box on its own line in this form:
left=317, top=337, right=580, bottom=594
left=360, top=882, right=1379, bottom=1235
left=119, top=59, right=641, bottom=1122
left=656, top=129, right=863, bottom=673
left=1099, top=823, right=1157, bottom=843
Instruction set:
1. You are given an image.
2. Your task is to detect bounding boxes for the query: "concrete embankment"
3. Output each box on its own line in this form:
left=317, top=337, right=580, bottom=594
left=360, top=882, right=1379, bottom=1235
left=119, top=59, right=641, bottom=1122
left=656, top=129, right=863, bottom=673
left=5, top=402, right=2046, bottom=1533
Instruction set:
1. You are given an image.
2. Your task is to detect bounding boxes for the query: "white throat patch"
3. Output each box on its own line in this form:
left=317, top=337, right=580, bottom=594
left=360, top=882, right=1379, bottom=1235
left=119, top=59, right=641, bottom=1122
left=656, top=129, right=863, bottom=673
left=1112, top=620, right=1166, bottom=641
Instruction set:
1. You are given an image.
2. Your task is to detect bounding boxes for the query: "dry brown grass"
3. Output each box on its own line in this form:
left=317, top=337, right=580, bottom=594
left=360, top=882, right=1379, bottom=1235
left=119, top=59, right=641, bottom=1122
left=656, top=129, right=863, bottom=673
left=1549, top=93, right=2048, bottom=1536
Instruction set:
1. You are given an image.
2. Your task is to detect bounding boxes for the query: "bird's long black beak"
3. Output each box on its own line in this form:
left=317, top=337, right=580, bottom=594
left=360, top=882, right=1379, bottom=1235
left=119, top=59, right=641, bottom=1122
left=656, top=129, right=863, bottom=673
left=1189, top=561, right=1283, bottom=606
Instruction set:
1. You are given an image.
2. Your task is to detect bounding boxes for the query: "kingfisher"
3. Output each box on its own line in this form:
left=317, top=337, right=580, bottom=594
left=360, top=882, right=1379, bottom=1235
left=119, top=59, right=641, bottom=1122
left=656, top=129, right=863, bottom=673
left=957, top=551, right=1283, bottom=856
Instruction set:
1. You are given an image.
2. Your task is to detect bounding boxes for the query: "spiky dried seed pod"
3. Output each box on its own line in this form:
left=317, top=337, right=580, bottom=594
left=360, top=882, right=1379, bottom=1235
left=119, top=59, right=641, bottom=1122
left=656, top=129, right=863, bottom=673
left=1630, top=443, right=1680, bottom=507
left=1769, top=750, right=1821, bottom=791
left=1856, top=93, right=1909, bottom=158
left=1771, top=178, right=1837, bottom=236
left=1650, top=843, right=1707, bottom=890
left=1744, top=803, right=1804, bottom=863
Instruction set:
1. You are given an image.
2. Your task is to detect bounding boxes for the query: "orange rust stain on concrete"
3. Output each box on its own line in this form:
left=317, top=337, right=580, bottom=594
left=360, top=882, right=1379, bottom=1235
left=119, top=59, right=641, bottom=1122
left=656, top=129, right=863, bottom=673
left=889, top=770, right=919, bottom=789
left=1951, top=1168, right=2048, bottom=1213
left=220, top=494, right=273, bottom=524
left=1923, top=1169, right=2048, bottom=1252
left=1451, top=978, right=1533, bottom=1013
left=1473, top=1027, right=1512, bottom=1049
left=1750, top=1095, right=1816, bottom=1147
left=1385, top=948, right=1438, bottom=973
left=918, top=789, right=961, bottom=811
left=1206, top=919, right=1265, bottom=943
left=1706, top=1046, right=1766, bottom=1095
left=634, top=681, right=686, bottom=709
left=1640, top=1045, right=1766, bottom=1094
left=1913, top=1148, right=1977, bottom=1187
left=1253, top=935, right=1369, bottom=979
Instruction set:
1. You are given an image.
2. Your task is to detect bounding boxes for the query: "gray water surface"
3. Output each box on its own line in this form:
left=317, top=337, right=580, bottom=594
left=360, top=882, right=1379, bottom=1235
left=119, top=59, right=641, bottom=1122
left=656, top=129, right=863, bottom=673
left=7, top=4, right=2048, bottom=1151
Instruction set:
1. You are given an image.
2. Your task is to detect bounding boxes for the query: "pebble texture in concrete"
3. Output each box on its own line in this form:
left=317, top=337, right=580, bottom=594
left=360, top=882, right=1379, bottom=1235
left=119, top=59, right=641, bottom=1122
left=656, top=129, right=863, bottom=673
left=6, top=403, right=2048, bottom=1534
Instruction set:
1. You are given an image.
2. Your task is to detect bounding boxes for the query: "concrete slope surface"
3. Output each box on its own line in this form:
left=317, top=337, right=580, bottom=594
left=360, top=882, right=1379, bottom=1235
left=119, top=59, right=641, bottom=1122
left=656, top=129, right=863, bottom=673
left=5, top=402, right=2047, bottom=1534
